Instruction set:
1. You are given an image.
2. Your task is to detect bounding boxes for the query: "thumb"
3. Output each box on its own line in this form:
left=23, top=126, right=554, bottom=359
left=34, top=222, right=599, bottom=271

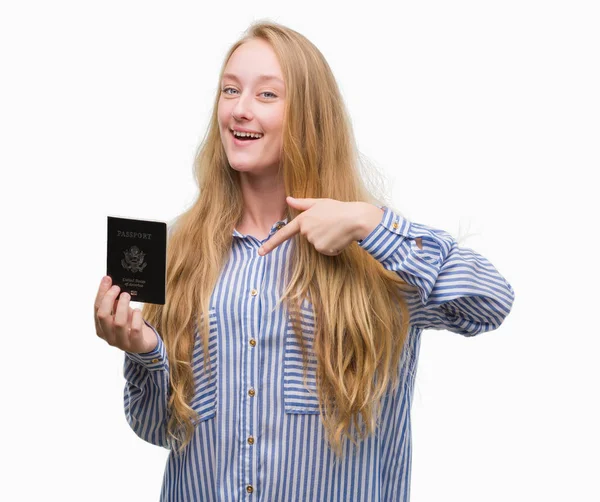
left=286, top=196, right=318, bottom=209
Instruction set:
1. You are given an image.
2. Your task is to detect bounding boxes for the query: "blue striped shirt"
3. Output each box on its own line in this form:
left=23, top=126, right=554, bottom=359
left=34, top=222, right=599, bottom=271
left=124, top=205, right=515, bottom=501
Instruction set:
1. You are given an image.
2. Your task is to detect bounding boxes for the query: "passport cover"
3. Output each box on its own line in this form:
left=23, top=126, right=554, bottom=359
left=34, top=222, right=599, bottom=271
left=106, top=216, right=167, bottom=305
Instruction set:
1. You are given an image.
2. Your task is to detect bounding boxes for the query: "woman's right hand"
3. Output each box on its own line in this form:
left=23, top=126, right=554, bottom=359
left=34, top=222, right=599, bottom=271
left=94, top=275, right=158, bottom=354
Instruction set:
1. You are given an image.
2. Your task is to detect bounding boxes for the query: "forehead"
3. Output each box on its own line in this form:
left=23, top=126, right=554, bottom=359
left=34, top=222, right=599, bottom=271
left=222, top=39, right=284, bottom=85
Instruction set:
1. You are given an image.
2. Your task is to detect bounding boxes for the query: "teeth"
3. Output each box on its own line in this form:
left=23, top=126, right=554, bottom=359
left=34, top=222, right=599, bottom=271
left=232, top=130, right=263, bottom=139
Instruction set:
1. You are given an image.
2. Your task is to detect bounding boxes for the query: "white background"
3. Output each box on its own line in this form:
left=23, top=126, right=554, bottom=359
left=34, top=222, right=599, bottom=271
left=2, top=1, right=598, bottom=501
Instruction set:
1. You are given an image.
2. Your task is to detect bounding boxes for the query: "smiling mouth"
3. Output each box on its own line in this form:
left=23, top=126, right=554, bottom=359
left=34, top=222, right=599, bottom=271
left=230, top=129, right=263, bottom=142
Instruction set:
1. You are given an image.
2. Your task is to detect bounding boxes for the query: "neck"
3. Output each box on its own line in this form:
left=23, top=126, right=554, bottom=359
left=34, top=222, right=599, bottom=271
left=236, top=172, right=287, bottom=234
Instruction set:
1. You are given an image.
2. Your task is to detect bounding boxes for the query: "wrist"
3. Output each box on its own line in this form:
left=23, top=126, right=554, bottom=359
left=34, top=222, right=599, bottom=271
left=352, top=202, right=385, bottom=241
left=141, top=323, right=159, bottom=353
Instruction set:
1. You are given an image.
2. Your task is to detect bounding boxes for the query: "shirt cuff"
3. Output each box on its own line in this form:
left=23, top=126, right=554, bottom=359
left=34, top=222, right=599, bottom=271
left=124, top=319, right=168, bottom=371
left=357, top=205, right=412, bottom=254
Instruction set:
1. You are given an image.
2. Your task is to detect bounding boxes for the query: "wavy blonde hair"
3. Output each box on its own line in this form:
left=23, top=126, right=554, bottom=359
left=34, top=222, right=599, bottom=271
left=142, top=19, right=417, bottom=458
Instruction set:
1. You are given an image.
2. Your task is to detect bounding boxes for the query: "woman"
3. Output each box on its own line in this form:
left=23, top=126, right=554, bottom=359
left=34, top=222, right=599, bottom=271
left=94, top=20, right=515, bottom=502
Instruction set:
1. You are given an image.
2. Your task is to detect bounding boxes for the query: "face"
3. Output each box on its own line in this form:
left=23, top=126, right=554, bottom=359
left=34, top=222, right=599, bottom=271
left=217, top=38, right=286, bottom=175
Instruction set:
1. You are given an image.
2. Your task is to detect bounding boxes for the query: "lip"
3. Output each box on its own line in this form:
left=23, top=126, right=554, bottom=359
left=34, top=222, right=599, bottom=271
left=230, top=128, right=263, bottom=147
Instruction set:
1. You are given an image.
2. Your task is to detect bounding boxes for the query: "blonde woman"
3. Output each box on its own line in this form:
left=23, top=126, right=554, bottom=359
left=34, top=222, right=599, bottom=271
left=94, top=20, right=515, bottom=502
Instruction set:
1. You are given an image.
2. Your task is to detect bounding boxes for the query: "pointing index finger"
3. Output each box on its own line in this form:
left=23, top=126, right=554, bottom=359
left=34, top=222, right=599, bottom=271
left=258, top=219, right=299, bottom=255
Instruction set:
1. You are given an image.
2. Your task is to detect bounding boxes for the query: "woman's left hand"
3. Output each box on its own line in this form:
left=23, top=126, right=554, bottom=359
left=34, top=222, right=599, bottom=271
left=258, top=196, right=371, bottom=257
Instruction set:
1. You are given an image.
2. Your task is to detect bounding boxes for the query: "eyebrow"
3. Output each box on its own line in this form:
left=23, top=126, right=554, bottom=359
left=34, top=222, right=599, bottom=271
left=222, top=73, right=284, bottom=85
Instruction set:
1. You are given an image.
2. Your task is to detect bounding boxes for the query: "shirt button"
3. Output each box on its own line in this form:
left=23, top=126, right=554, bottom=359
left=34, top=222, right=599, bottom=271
left=246, top=485, right=254, bottom=494
left=250, top=288, right=258, bottom=296
left=151, top=358, right=159, bottom=363
left=248, top=388, right=255, bottom=397
left=248, top=436, right=255, bottom=445
left=392, top=222, right=399, bottom=230
left=249, top=338, right=256, bottom=347
left=276, top=223, right=285, bottom=230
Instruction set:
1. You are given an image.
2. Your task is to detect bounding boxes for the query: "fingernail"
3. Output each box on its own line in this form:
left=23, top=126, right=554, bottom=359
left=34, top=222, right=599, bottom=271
left=102, top=276, right=109, bottom=284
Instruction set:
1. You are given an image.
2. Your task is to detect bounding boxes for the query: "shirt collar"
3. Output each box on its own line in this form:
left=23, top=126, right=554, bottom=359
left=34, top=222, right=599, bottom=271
left=233, top=217, right=289, bottom=239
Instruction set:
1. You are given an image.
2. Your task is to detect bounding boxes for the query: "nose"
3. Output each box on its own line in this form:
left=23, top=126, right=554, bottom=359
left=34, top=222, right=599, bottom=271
left=231, top=92, right=254, bottom=121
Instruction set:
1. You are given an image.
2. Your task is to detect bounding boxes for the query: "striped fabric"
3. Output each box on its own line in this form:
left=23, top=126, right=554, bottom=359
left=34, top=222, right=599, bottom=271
left=123, top=205, right=515, bottom=501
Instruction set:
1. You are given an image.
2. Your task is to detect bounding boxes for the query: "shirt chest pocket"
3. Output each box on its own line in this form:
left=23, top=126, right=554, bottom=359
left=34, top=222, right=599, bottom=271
left=190, top=307, right=219, bottom=424
left=283, top=305, right=321, bottom=415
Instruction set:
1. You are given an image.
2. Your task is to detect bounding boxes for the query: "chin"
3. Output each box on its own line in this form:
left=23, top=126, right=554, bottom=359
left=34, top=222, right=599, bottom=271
left=229, top=161, right=279, bottom=175
left=227, top=160, right=261, bottom=172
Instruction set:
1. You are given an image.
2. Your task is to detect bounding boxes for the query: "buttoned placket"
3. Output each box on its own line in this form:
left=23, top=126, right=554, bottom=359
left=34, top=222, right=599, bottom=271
left=243, top=266, right=259, bottom=498
left=240, top=220, right=287, bottom=498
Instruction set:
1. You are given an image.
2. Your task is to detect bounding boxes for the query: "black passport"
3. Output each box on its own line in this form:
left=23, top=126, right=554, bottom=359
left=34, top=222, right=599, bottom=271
left=106, top=216, right=167, bottom=305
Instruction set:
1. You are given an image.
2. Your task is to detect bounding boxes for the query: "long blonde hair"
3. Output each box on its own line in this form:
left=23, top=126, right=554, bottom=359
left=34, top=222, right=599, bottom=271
left=142, top=19, right=417, bottom=458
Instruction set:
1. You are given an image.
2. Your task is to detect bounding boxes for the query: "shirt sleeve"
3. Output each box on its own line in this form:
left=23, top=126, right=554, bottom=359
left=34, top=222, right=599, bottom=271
left=123, top=319, right=171, bottom=449
left=358, top=205, right=515, bottom=336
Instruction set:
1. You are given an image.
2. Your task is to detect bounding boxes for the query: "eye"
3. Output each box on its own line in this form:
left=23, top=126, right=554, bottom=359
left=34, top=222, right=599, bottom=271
left=221, top=87, right=277, bottom=99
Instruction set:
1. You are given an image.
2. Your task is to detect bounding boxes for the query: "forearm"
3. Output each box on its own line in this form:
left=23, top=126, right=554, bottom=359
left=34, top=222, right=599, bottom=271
left=355, top=204, right=515, bottom=334
left=124, top=322, right=171, bottom=449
